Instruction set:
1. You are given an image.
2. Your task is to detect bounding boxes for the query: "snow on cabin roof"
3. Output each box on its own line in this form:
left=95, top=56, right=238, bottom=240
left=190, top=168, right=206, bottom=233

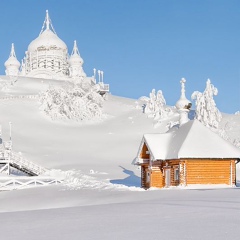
left=143, top=133, right=173, bottom=160
left=138, top=120, right=240, bottom=162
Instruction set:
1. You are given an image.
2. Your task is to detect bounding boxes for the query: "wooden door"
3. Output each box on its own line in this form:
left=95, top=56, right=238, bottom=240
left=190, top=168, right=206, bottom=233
left=165, top=169, right=171, bottom=187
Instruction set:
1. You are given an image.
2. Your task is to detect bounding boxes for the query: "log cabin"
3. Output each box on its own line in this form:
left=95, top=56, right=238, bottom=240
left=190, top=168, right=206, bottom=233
left=135, top=119, right=240, bottom=189
left=134, top=79, right=240, bottom=189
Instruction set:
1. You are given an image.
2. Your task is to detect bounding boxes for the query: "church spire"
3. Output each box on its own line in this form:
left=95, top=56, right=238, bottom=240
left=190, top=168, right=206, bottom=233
left=71, top=40, right=80, bottom=56
left=69, top=40, right=86, bottom=78
left=180, top=78, right=186, bottom=99
left=9, top=43, right=17, bottom=58
left=46, top=10, right=50, bottom=30
left=4, top=43, right=20, bottom=76
left=175, top=78, right=192, bottom=126
left=39, top=10, right=57, bottom=35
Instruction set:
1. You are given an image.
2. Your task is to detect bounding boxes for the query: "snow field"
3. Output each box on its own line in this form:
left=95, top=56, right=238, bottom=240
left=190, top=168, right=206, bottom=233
left=0, top=78, right=239, bottom=240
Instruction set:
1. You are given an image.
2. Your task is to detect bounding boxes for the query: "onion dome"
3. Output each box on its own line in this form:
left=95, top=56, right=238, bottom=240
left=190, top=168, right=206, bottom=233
left=175, top=78, right=192, bottom=110
left=69, top=40, right=86, bottom=78
left=4, top=43, right=20, bottom=68
left=69, top=40, right=84, bottom=66
left=28, top=10, right=67, bottom=52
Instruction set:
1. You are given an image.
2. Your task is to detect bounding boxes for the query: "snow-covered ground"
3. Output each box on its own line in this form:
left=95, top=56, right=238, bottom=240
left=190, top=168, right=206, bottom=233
left=0, top=76, right=240, bottom=240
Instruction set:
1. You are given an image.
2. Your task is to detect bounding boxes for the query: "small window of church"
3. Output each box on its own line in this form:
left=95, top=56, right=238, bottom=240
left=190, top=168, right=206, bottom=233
left=174, top=168, right=179, bottom=181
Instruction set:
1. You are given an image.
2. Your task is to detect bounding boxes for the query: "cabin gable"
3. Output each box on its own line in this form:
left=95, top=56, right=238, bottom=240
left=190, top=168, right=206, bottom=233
left=140, top=143, right=150, bottom=160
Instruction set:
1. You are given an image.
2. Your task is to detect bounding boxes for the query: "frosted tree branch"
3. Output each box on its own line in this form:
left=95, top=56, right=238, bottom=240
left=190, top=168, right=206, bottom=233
left=191, top=79, right=222, bottom=128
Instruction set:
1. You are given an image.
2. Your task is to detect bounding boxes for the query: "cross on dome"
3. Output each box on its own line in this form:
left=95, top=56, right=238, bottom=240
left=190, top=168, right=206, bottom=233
left=175, top=78, right=192, bottom=126
left=9, top=43, right=17, bottom=58
left=39, top=10, right=57, bottom=35
left=46, top=10, right=50, bottom=30
left=4, top=43, right=20, bottom=76
left=180, top=78, right=186, bottom=99
left=71, top=40, right=80, bottom=56
left=69, top=40, right=83, bottom=63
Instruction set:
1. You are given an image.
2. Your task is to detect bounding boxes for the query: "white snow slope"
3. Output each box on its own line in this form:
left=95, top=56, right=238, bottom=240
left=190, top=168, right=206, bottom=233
left=0, top=77, right=240, bottom=240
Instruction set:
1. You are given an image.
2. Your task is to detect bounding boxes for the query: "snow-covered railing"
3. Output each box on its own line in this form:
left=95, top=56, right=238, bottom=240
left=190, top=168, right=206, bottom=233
left=99, top=83, right=109, bottom=92
left=0, top=176, right=63, bottom=190
left=95, top=82, right=109, bottom=94
left=11, top=152, right=47, bottom=176
left=1, top=151, right=48, bottom=176
left=0, top=151, right=65, bottom=190
left=0, top=94, right=39, bottom=100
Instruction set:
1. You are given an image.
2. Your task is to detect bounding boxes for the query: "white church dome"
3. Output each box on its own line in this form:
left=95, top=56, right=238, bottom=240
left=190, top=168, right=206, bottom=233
left=20, top=10, right=69, bottom=79
left=28, top=29, right=67, bottom=52
left=69, top=52, right=84, bottom=65
left=176, top=96, right=192, bottom=110
left=175, top=78, right=191, bottom=110
left=69, top=53, right=83, bottom=65
left=69, top=40, right=83, bottom=66
left=4, top=56, right=20, bottom=68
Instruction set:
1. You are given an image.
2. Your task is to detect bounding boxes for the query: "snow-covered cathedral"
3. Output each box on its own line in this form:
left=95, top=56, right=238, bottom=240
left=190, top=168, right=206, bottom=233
left=4, top=10, right=109, bottom=93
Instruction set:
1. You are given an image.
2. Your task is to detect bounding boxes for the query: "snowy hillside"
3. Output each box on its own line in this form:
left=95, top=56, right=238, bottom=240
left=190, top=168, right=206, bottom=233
left=0, top=77, right=240, bottom=240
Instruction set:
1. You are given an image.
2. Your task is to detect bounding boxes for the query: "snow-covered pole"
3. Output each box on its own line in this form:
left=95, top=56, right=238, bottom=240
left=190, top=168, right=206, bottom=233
left=101, top=71, right=104, bottom=83
left=9, top=122, right=12, bottom=142
left=98, top=70, right=101, bottom=83
left=93, top=68, right=96, bottom=81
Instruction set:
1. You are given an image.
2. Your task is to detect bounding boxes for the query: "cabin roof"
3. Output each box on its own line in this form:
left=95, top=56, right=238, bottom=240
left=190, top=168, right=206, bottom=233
left=137, top=120, right=240, bottom=162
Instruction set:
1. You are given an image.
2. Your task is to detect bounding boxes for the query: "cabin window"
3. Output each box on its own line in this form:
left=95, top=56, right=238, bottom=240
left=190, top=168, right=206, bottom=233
left=174, top=168, right=179, bottom=181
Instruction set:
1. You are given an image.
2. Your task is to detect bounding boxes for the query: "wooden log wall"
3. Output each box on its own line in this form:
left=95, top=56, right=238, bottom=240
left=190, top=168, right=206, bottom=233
left=230, top=160, right=236, bottom=186
left=141, top=165, right=148, bottom=189
left=140, top=158, right=237, bottom=189
left=151, top=166, right=164, bottom=188
left=185, top=159, right=235, bottom=185
left=179, top=160, right=186, bottom=186
left=141, top=162, right=164, bottom=189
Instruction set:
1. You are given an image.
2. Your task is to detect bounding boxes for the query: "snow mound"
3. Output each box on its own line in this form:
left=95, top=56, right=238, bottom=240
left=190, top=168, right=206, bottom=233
left=48, top=169, right=144, bottom=191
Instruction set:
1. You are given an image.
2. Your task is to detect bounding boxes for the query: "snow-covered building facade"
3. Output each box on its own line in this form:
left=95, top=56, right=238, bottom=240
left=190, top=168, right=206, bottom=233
left=4, top=10, right=109, bottom=93
left=134, top=79, right=240, bottom=189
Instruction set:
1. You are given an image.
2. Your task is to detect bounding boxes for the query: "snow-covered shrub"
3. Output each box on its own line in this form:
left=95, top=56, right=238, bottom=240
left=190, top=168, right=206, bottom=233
left=140, top=89, right=171, bottom=120
left=191, top=79, right=222, bottom=128
left=40, top=83, right=104, bottom=121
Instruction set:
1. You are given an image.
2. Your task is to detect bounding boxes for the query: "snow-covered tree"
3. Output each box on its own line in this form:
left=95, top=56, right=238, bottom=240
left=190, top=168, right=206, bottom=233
left=40, top=83, right=104, bottom=121
left=139, top=89, right=172, bottom=120
left=191, top=79, right=222, bottom=128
